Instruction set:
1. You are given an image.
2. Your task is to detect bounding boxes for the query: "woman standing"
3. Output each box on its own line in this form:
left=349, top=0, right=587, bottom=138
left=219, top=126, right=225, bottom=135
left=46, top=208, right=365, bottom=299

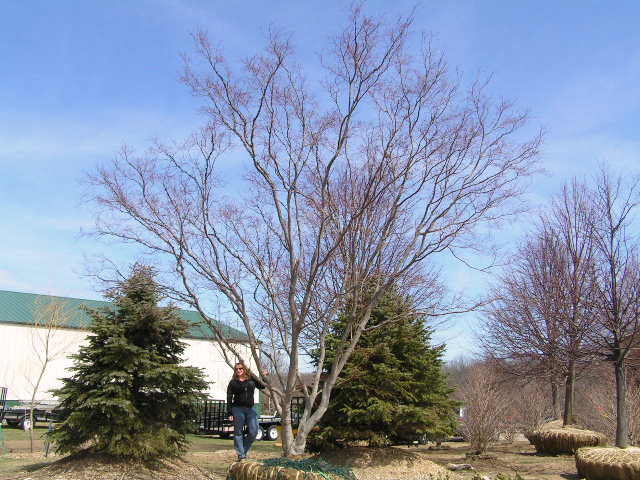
left=226, top=362, right=266, bottom=460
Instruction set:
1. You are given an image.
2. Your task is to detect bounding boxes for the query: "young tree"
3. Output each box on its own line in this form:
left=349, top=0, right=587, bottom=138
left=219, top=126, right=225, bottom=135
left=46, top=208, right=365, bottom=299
left=49, top=265, right=208, bottom=460
left=25, top=296, right=74, bottom=452
left=588, top=168, right=640, bottom=448
left=550, top=180, right=598, bottom=424
left=86, top=6, right=541, bottom=455
left=312, top=289, right=459, bottom=447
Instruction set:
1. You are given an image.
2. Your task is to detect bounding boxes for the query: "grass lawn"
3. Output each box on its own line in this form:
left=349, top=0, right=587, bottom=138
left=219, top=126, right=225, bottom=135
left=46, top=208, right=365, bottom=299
left=0, top=425, right=59, bottom=476
left=0, top=426, right=281, bottom=478
left=185, top=433, right=280, bottom=454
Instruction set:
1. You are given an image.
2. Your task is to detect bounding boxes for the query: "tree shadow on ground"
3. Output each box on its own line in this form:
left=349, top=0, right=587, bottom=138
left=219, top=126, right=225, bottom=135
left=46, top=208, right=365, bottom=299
left=22, top=461, right=51, bottom=472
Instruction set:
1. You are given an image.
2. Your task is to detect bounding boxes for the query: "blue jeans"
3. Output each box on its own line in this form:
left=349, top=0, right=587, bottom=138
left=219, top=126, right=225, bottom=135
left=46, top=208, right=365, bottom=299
left=232, top=406, right=258, bottom=458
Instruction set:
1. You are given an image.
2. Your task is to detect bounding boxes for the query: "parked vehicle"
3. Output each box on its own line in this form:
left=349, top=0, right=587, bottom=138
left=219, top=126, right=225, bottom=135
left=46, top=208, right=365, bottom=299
left=2, top=401, right=57, bottom=430
left=197, top=398, right=304, bottom=441
left=256, top=412, right=281, bottom=441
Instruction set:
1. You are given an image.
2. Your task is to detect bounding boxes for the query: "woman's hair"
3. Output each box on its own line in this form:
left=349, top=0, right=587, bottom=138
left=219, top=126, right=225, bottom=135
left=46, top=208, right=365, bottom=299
left=233, top=362, right=247, bottom=380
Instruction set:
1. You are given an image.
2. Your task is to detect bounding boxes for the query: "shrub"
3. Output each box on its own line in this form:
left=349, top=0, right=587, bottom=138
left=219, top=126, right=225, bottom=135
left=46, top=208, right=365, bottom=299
left=459, top=364, right=508, bottom=454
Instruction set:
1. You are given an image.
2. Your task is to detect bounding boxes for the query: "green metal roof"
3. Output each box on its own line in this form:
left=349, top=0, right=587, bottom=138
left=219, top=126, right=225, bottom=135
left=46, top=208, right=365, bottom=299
left=0, top=289, right=247, bottom=342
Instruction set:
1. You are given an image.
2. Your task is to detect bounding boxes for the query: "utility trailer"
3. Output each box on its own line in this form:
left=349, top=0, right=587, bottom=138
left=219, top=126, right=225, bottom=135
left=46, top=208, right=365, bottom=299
left=197, top=398, right=304, bottom=441
left=1, top=401, right=58, bottom=430
left=197, top=399, right=234, bottom=438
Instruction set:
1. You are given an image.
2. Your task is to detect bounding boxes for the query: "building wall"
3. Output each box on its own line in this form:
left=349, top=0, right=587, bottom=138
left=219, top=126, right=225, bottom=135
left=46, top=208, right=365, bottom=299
left=182, top=337, right=256, bottom=400
left=0, top=323, right=86, bottom=401
left=0, top=323, right=256, bottom=403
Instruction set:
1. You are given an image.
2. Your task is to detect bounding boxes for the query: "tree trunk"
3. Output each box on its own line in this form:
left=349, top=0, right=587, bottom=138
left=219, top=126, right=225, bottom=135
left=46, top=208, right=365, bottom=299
left=614, top=360, right=628, bottom=448
left=551, top=380, right=561, bottom=420
left=281, top=404, right=326, bottom=456
left=29, top=361, right=47, bottom=453
left=289, top=424, right=310, bottom=456
left=281, top=422, right=310, bottom=457
left=563, top=361, right=575, bottom=426
left=29, top=408, right=34, bottom=452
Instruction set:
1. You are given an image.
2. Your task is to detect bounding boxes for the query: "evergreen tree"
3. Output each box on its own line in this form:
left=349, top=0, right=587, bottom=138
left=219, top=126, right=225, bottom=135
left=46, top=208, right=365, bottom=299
left=314, top=289, right=459, bottom=447
left=49, top=265, right=208, bottom=460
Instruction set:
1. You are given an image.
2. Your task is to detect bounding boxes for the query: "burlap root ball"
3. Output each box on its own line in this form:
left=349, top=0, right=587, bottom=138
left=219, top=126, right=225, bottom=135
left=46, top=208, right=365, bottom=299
left=527, top=427, right=608, bottom=454
left=227, top=460, right=338, bottom=480
left=575, top=446, right=640, bottom=480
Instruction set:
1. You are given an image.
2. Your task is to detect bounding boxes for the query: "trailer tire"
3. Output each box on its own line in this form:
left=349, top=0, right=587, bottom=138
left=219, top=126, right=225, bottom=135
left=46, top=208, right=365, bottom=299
left=256, top=426, right=265, bottom=441
left=219, top=432, right=231, bottom=439
left=21, top=417, right=31, bottom=431
left=267, top=425, right=279, bottom=441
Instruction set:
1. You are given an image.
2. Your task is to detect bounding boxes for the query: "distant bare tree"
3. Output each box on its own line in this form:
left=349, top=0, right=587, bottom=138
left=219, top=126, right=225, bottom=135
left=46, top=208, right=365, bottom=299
left=481, top=227, right=565, bottom=417
left=588, top=167, right=640, bottom=447
left=501, top=378, right=555, bottom=439
left=444, top=356, right=474, bottom=397
left=86, top=5, right=541, bottom=455
left=25, top=296, right=73, bottom=452
left=480, top=179, right=596, bottom=424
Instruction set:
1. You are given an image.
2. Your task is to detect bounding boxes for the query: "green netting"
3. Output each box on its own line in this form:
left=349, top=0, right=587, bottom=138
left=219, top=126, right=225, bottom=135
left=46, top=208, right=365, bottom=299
left=260, top=457, right=356, bottom=480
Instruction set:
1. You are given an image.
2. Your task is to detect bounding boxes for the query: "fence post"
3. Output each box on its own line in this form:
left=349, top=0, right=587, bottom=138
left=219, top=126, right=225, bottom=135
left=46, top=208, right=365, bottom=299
left=0, top=387, right=7, bottom=455
left=44, top=419, right=53, bottom=457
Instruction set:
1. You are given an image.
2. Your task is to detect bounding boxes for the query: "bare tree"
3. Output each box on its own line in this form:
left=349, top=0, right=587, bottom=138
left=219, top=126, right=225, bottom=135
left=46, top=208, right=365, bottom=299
left=496, top=376, right=555, bottom=440
left=576, top=364, right=640, bottom=446
left=588, top=167, right=640, bottom=448
left=548, top=180, right=598, bottom=424
left=459, top=362, right=509, bottom=454
left=444, top=356, right=475, bottom=395
left=25, top=296, right=73, bottom=452
left=480, top=179, right=596, bottom=424
left=86, top=6, right=541, bottom=455
left=481, top=226, right=566, bottom=417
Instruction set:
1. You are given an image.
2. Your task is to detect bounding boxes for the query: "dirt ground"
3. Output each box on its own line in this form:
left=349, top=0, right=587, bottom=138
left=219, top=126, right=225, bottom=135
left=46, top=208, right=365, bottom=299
left=0, top=437, right=580, bottom=480
left=410, top=441, right=579, bottom=479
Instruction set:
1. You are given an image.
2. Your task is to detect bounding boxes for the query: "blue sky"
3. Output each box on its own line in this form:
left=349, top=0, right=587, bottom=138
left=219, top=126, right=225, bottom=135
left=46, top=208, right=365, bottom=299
left=1, top=0, right=639, bottom=360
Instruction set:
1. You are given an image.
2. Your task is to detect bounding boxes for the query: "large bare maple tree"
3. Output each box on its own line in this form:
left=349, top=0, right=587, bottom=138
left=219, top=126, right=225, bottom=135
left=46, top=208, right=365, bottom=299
left=87, top=6, right=541, bottom=455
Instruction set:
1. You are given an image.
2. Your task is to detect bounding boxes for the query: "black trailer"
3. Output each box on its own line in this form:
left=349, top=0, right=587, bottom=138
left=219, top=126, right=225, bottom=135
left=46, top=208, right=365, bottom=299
left=197, top=397, right=304, bottom=441
left=2, top=402, right=57, bottom=430
left=197, top=399, right=234, bottom=438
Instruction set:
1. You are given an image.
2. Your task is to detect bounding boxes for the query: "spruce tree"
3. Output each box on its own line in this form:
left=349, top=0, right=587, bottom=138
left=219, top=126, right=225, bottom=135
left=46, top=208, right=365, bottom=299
left=49, top=265, right=208, bottom=460
left=314, top=288, right=459, bottom=447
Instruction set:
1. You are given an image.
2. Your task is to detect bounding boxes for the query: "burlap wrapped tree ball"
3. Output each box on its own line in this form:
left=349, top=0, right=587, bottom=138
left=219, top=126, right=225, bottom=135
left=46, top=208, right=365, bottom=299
left=227, top=461, right=341, bottom=480
left=527, top=426, right=607, bottom=454
left=575, top=446, right=640, bottom=480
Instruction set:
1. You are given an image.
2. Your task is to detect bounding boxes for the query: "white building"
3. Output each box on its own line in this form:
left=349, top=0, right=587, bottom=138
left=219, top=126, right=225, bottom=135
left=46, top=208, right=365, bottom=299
left=0, top=289, right=254, bottom=403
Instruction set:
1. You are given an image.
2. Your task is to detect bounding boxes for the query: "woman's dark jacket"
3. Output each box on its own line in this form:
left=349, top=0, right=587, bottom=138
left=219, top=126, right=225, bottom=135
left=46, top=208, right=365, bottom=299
left=226, top=378, right=265, bottom=416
